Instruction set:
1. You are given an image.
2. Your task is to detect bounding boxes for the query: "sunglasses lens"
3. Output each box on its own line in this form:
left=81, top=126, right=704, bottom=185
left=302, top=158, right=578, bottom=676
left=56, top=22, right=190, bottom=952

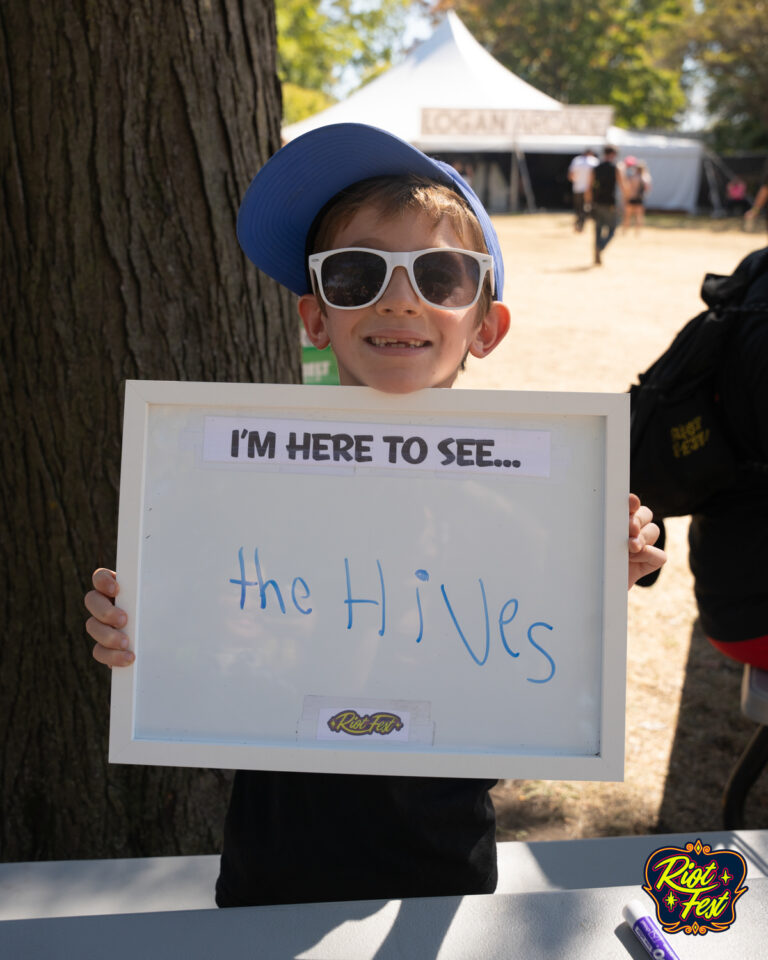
left=320, top=251, right=387, bottom=307
left=413, top=251, right=481, bottom=307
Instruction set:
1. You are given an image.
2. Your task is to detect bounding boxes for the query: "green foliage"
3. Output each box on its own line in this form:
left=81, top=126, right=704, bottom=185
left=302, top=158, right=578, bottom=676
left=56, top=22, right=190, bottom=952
left=433, top=0, right=689, bottom=129
left=276, top=0, right=420, bottom=99
left=282, top=83, right=337, bottom=125
left=690, top=0, right=768, bottom=152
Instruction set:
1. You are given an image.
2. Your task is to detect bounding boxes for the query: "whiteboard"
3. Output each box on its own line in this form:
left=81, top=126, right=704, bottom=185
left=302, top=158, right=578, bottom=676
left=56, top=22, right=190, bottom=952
left=110, top=381, right=629, bottom=780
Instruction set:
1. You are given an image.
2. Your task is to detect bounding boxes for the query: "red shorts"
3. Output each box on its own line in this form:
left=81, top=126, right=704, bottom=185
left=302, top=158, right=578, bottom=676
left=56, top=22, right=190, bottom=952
left=708, top=635, right=768, bottom=670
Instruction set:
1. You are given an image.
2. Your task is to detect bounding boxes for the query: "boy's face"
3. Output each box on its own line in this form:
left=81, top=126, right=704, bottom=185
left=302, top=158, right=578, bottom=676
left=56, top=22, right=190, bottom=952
left=298, top=206, right=509, bottom=394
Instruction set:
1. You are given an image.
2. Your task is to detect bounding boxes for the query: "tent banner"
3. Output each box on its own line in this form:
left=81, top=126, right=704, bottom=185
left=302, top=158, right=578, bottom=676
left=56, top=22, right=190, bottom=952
left=421, top=106, right=614, bottom=140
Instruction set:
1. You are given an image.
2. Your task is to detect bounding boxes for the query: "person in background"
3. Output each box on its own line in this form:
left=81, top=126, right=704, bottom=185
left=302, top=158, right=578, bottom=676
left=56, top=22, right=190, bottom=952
left=688, top=248, right=768, bottom=669
left=567, top=148, right=598, bottom=233
left=621, top=157, right=651, bottom=234
left=725, top=177, right=748, bottom=217
left=745, top=168, right=768, bottom=235
left=586, top=146, right=625, bottom=265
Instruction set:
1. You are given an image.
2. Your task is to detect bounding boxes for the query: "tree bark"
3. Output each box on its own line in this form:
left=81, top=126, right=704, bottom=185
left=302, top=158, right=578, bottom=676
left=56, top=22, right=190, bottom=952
left=0, top=0, right=297, bottom=860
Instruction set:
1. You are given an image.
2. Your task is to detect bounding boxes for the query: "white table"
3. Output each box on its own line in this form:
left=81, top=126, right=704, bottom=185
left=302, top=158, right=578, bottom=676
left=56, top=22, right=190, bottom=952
left=2, top=831, right=767, bottom=958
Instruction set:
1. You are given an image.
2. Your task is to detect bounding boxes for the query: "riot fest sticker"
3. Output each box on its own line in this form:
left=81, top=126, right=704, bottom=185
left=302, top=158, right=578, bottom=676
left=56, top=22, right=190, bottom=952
left=643, top=839, right=748, bottom=935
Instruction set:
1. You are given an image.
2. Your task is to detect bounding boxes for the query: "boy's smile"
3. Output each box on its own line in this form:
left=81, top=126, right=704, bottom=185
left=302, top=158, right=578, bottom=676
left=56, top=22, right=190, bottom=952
left=299, top=207, right=509, bottom=394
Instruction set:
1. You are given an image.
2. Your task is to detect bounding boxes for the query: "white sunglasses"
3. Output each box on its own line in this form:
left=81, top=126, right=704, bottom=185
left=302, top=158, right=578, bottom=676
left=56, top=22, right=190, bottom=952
left=308, top=247, right=494, bottom=310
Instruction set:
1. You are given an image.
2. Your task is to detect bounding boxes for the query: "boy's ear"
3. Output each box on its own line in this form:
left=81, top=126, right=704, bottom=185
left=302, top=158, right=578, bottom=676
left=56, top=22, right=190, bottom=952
left=298, top=294, right=331, bottom=350
left=468, top=301, right=511, bottom=359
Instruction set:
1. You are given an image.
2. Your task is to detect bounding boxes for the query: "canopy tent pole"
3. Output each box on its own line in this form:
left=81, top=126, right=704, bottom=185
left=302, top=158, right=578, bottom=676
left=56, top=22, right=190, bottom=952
left=704, top=148, right=741, bottom=184
left=509, top=152, right=520, bottom=212
left=703, top=155, right=725, bottom=217
left=516, top=149, right=537, bottom=212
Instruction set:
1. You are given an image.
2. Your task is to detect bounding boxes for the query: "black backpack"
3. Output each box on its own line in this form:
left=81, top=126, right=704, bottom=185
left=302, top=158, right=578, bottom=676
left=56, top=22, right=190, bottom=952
left=629, top=248, right=768, bottom=519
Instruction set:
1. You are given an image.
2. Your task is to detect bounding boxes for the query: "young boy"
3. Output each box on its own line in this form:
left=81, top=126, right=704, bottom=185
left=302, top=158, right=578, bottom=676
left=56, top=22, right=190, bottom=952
left=85, top=123, right=665, bottom=907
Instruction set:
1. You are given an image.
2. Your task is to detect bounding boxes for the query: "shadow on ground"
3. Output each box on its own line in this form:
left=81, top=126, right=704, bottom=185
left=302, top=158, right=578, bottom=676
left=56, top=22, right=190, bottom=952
left=656, top=619, right=768, bottom=833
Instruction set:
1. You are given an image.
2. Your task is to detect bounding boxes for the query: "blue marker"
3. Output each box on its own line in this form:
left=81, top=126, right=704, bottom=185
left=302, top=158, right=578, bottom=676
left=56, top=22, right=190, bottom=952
left=623, top=900, right=681, bottom=960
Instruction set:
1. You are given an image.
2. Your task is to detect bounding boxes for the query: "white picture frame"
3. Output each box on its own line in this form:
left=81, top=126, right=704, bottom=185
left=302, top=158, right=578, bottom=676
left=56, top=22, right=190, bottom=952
left=109, top=380, right=628, bottom=781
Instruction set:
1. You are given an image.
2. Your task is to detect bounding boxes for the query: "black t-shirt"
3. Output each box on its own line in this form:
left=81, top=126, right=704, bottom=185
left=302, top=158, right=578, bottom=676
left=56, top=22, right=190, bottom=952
left=592, top=161, right=617, bottom=205
left=688, top=250, right=768, bottom=641
left=215, top=770, right=498, bottom=906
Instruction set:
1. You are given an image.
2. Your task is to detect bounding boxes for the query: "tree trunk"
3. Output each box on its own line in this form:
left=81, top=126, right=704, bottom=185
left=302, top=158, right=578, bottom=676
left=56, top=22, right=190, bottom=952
left=0, top=0, right=298, bottom=860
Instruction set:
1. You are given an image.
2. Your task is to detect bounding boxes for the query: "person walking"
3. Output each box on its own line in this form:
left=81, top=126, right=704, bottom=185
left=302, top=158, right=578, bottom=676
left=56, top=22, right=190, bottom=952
left=586, top=146, right=624, bottom=265
left=567, top=149, right=598, bottom=232
left=621, top=157, right=651, bottom=234
left=726, top=177, right=748, bottom=217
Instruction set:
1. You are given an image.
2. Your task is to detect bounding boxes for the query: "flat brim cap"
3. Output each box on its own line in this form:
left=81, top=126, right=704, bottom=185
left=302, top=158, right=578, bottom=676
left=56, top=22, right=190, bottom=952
left=237, top=122, right=503, bottom=299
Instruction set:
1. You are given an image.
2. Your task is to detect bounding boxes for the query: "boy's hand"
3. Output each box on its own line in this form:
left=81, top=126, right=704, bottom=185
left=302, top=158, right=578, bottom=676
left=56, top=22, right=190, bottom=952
left=627, top=493, right=666, bottom=589
left=84, top=568, right=134, bottom=667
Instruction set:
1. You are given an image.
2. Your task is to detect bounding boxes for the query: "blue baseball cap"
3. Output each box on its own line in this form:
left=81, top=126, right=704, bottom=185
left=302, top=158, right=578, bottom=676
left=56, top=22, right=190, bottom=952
left=237, top=122, right=504, bottom=300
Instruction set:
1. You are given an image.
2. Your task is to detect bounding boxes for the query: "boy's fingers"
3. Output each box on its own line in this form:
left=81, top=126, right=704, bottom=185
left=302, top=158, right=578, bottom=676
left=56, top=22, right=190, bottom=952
left=628, top=498, right=654, bottom=542
left=86, top=568, right=132, bottom=667
left=92, top=567, right=118, bottom=596
left=86, top=616, right=134, bottom=667
left=643, top=521, right=661, bottom=547
left=84, top=589, right=127, bottom=629
left=85, top=615, right=129, bottom=649
left=630, top=543, right=667, bottom=570
left=627, top=495, right=666, bottom=588
left=629, top=519, right=660, bottom=552
left=634, top=506, right=653, bottom=527
left=91, top=639, right=135, bottom=668
left=629, top=540, right=663, bottom=565
left=628, top=544, right=666, bottom=588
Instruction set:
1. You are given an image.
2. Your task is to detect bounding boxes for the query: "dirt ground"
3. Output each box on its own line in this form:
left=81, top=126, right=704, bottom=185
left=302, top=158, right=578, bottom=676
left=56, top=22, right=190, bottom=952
left=457, top=212, right=768, bottom=841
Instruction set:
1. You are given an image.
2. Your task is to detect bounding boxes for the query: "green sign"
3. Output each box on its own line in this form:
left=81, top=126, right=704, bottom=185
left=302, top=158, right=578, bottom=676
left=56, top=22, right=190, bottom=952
left=301, top=327, right=339, bottom=385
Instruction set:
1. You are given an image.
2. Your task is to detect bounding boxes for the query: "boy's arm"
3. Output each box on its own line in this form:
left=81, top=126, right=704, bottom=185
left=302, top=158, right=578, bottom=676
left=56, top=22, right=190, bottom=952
left=85, top=568, right=134, bottom=667
left=627, top=493, right=665, bottom=589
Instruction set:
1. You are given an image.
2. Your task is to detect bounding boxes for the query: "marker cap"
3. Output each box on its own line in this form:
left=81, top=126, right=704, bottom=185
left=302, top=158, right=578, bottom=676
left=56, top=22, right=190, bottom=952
left=623, top=899, right=681, bottom=960
left=623, top=899, right=649, bottom=926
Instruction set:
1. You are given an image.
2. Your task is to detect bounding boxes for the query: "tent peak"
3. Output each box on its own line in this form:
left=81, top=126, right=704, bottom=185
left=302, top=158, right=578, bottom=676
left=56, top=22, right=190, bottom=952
left=407, top=10, right=561, bottom=109
left=411, top=10, right=485, bottom=62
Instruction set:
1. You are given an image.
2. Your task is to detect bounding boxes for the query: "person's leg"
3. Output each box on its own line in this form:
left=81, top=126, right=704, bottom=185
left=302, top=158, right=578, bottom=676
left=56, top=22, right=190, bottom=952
left=630, top=202, right=644, bottom=235
left=595, top=204, right=616, bottom=261
left=601, top=206, right=617, bottom=250
left=574, top=193, right=585, bottom=232
left=593, top=206, right=603, bottom=263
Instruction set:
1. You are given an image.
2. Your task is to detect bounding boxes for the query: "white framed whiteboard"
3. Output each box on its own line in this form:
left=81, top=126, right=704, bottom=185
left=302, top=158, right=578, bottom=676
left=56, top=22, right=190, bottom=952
left=109, top=380, right=629, bottom=781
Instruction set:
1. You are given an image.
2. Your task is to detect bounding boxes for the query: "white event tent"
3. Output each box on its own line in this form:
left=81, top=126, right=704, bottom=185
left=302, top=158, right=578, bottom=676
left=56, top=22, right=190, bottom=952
left=283, top=12, right=707, bottom=214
